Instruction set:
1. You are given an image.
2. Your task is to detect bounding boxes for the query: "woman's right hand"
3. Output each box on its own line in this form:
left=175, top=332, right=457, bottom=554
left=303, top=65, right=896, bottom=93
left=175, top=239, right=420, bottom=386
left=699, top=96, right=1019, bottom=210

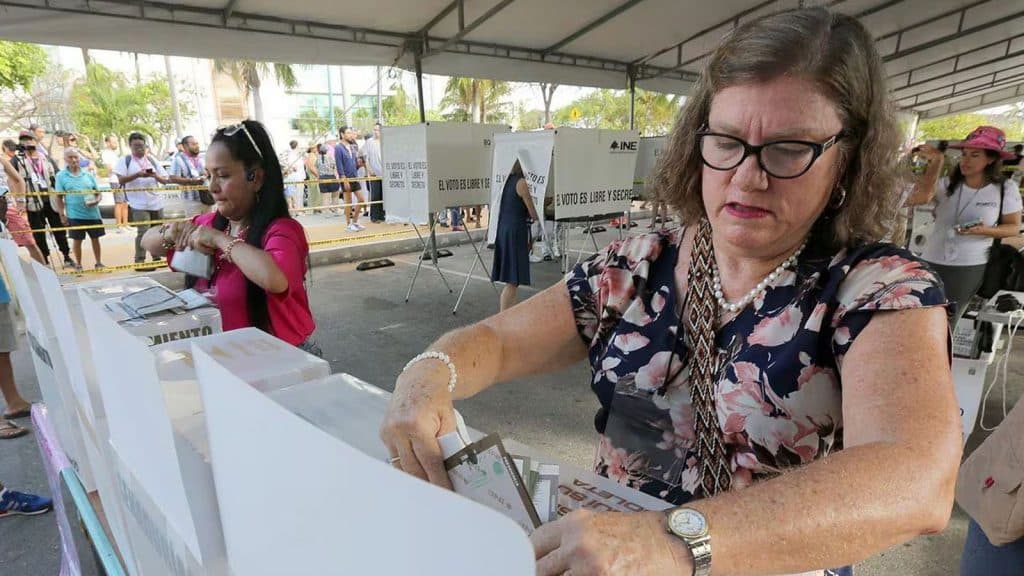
left=164, top=221, right=197, bottom=252
left=380, top=361, right=458, bottom=490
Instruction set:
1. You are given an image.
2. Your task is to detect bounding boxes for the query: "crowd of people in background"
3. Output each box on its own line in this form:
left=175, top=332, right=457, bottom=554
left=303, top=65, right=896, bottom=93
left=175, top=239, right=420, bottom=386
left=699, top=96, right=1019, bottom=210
left=0, top=121, right=396, bottom=271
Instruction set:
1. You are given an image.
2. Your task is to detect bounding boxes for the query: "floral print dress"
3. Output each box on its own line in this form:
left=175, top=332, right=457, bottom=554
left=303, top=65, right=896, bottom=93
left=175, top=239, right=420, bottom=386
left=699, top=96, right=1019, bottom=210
left=566, top=227, right=947, bottom=575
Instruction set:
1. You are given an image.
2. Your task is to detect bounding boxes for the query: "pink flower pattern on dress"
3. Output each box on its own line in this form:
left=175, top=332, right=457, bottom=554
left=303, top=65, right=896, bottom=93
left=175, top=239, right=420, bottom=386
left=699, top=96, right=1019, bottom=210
left=567, top=228, right=947, bottom=509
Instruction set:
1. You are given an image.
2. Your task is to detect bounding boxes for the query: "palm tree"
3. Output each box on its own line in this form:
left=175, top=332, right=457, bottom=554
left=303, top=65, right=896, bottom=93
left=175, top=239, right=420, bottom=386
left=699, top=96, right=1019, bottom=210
left=440, top=77, right=511, bottom=123
left=213, top=60, right=299, bottom=123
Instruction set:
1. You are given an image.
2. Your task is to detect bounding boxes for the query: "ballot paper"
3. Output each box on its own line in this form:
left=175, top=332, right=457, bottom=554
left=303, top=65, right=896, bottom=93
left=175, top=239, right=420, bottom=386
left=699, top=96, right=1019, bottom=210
left=444, top=434, right=541, bottom=534
left=170, top=248, right=214, bottom=280
left=113, top=285, right=187, bottom=318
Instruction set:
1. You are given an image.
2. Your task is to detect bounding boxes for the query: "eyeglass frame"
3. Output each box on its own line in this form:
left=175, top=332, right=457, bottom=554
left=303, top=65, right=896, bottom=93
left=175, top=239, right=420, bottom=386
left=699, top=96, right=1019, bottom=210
left=216, top=122, right=264, bottom=159
left=695, top=124, right=847, bottom=179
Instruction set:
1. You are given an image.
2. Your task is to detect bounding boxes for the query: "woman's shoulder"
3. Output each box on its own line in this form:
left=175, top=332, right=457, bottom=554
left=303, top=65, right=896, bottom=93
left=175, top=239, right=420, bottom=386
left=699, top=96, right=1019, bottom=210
left=601, top=227, right=682, bottom=269
left=818, top=242, right=945, bottom=313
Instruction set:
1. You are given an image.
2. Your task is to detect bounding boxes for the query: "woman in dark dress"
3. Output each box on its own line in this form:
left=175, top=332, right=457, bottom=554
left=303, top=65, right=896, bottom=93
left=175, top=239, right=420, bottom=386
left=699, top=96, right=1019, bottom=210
left=491, top=160, right=539, bottom=310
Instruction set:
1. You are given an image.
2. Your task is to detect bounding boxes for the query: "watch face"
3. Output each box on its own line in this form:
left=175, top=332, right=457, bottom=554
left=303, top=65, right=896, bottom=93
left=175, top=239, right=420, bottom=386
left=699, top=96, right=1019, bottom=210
left=669, top=508, right=708, bottom=539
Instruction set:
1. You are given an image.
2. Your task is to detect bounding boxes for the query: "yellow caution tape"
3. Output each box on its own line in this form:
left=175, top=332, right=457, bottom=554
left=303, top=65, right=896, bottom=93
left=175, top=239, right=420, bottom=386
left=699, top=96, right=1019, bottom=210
left=21, top=176, right=383, bottom=197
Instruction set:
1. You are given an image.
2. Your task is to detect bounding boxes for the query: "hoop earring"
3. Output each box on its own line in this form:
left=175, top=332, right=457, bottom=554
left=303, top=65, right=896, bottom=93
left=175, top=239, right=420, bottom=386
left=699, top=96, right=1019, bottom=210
left=830, top=186, right=847, bottom=210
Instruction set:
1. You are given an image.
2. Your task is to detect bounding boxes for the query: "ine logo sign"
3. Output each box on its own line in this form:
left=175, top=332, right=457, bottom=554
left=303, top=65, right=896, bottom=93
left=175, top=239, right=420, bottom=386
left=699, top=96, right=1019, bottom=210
left=609, top=140, right=639, bottom=153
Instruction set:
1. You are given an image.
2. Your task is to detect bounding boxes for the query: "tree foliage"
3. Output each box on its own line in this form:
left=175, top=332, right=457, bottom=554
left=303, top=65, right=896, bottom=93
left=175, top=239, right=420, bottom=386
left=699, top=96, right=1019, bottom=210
left=382, top=82, right=434, bottom=126
left=213, top=60, right=299, bottom=123
left=293, top=106, right=344, bottom=139
left=552, top=89, right=682, bottom=135
left=0, top=41, right=47, bottom=91
left=916, top=113, right=992, bottom=142
left=69, top=64, right=193, bottom=148
left=440, top=78, right=512, bottom=123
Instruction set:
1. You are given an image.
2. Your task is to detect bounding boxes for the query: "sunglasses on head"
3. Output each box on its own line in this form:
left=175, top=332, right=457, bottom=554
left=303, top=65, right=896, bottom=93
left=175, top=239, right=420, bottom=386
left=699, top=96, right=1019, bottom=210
left=217, top=123, right=263, bottom=159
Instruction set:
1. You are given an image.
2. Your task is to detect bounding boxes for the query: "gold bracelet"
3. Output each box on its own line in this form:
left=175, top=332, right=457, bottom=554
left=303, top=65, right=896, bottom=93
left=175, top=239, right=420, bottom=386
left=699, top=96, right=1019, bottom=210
left=220, top=238, right=245, bottom=263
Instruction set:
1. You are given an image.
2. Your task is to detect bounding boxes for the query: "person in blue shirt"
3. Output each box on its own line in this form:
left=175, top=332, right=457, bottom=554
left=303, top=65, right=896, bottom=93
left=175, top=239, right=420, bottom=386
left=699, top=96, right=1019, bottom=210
left=334, top=126, right=367, bottom=232
left=54, top=148, right=105, bottom=272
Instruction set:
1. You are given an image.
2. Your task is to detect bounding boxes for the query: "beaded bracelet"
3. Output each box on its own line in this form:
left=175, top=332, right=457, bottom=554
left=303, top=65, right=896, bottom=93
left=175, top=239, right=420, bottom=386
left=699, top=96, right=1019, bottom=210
left=220, top=237, right=245, bottom=263
left=160, top=224, right=175, bottom=251
left=402, top=351, right=457, bottom=393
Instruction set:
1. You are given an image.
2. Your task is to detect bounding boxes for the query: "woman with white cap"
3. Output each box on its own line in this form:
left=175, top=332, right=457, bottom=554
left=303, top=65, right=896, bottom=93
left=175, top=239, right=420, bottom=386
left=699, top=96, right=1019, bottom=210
left=908, top=126, right=1022, bottom=324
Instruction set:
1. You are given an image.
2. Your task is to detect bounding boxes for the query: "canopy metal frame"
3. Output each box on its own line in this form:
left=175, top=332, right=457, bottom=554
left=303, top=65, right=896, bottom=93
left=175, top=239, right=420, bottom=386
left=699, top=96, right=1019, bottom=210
left=1, top=0, right=1021, bottom=120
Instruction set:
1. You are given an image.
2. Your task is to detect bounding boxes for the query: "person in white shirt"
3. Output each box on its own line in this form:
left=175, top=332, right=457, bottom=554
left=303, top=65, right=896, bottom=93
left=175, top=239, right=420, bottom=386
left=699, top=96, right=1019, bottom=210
left=113, top=132, right=171, bottom=263
left=280, top=140, right=306, bottom=212
left=907, top=125, right=1023, bottom=324
left=100, top=135, right=131, bottom=232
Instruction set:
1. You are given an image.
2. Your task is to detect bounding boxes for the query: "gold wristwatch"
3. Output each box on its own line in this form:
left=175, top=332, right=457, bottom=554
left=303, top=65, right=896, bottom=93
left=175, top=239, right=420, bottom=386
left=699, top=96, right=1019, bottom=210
left=665, top=507, right=712, bottom=576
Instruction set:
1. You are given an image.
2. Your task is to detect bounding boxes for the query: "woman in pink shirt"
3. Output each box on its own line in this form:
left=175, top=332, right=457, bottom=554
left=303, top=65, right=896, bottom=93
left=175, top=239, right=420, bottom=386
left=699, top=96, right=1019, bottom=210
left=142, top=120, right=318, bottom=354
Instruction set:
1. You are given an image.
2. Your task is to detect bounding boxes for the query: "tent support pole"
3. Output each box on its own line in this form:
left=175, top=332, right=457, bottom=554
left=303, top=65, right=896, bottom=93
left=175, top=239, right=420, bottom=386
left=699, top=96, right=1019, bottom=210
left=628, top=68, right=637, bottom=131
left=415, top=52, right=427, bottom=123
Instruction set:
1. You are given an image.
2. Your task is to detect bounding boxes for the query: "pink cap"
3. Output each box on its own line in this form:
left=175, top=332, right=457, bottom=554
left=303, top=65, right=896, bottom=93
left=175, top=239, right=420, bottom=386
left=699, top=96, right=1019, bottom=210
left=948, top=125, right=1016, bottom=160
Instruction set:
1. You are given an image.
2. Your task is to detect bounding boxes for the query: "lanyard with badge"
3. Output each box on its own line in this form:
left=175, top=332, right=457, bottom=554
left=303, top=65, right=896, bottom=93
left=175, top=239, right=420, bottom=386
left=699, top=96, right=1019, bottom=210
left=945, top=183, right=982, bottom=261
left=29, top=157, right=48, bottom=190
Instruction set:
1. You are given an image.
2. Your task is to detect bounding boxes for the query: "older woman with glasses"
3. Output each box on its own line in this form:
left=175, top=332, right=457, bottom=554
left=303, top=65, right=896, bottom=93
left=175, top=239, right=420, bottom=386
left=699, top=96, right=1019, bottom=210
left=381, top=8, right=960, bottom=576
left=141, top=120, right=319, bottom=355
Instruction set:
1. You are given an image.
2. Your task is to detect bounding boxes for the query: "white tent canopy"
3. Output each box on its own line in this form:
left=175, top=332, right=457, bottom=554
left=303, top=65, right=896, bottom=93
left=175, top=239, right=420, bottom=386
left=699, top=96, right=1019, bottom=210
left=0, top=0, right=1020, bottom=118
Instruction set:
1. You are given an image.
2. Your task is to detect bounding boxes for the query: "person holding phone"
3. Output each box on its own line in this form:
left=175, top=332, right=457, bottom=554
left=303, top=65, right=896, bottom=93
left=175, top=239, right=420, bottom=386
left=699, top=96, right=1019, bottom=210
left=114, top=132, right=171, bottom=264
left=906, top=126, right=1023, bottom=324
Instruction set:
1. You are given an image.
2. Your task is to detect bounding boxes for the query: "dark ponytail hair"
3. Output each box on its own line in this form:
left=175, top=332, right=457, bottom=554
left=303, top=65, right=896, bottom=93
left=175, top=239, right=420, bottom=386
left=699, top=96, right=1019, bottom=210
left=187, top=120, right=290, bottom=334
left=947, top=149, right=1003, bottom=196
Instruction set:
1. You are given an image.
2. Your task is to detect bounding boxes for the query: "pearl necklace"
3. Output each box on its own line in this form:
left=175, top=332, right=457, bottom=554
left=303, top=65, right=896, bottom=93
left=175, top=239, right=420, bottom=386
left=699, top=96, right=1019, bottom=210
left=712, top=240, right=807, bottom=313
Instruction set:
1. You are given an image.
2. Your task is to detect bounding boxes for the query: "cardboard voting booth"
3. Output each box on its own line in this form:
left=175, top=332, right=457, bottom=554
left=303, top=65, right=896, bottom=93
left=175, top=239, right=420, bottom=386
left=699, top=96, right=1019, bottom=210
left=78, top=305, right=332, bottom=576
left=33, top=263, right=140, bottom=573
left=487, top=128, right=640, bottom=242
left=81, top=294, right=213, bottom=575
left=382, top=122, right=511, bottom=224
left=633, top=136, right=667, bottom=200
left=194, top=356, right=535, bottom=576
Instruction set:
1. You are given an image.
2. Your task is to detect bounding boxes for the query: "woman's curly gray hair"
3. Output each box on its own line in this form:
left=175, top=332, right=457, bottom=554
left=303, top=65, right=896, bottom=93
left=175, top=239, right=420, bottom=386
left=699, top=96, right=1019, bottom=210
left=653, top=7, right=904, bottom=248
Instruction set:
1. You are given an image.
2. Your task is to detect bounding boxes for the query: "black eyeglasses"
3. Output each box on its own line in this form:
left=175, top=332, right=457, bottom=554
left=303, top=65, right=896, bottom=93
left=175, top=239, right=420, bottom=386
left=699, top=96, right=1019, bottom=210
left=217, top=123, right=263, bottom=159
left=696, top=125, right=846, bottom=179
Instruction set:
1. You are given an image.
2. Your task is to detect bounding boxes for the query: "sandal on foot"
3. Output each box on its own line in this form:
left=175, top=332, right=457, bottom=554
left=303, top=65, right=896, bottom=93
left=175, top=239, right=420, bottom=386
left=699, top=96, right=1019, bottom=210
left=0, top=420, right=28, bottom=440
left=2, top=406, right=30, bottom=419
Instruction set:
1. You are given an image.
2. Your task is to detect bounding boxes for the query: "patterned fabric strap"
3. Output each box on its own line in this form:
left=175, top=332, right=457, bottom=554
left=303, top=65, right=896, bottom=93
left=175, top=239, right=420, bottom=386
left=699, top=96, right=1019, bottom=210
left=685, top=219, right=732, bottom=496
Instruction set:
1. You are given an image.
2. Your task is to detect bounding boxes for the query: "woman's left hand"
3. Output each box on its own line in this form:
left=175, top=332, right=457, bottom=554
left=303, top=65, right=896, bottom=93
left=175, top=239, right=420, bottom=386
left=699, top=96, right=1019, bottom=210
left=187, top=225, right=228, bottom=255
left=530, top=510, right=691, bottom=576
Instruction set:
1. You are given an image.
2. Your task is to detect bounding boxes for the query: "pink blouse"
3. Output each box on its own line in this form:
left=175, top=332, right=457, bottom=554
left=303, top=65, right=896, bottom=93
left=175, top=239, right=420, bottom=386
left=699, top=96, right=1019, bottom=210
left=171, top=213, right=315, bottom=346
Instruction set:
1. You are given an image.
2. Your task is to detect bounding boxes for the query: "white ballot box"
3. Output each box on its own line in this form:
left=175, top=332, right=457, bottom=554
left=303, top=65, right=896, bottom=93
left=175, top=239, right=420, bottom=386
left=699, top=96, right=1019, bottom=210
left=194, top=355, right=535, bottom=576
left=268, top=374, right=670, bottom=517
left=382, top=122, right=510, bottom=224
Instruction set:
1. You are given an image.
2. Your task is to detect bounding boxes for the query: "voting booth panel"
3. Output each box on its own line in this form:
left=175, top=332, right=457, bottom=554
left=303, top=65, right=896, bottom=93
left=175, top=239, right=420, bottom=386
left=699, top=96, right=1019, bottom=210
left=194, top=351, right=535, bottom=576
left=633, top=136, right=667, bottom=200
left=33, top=263, right=140, bottom=572
left=0, top=244, right=93, bottom=492
left=80, top=295, right=215, bottom=576
left=487, top=131, right=556, bottom=245
left=382, top=122, right=510, bottom=223
left=552, top=128, right=640, bottom=221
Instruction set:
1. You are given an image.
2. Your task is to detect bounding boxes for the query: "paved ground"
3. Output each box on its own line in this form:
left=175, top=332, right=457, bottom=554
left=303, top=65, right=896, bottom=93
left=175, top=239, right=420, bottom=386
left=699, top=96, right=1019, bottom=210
left=37, top=209, right=484, bottom=276
left=1, top=220, right=1021, bottom=575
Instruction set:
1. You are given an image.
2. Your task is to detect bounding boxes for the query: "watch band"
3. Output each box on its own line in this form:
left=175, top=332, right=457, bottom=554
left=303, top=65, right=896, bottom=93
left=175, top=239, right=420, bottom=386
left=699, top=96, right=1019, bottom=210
left=688, top=535, right=712, bottom=576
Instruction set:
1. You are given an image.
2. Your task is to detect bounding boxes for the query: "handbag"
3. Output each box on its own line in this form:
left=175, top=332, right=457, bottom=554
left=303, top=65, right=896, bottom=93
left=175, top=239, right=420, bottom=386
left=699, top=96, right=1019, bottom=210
left=978, top=180, right=1024, bottom=298
left=955, top=396, right=1024, bottom=546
